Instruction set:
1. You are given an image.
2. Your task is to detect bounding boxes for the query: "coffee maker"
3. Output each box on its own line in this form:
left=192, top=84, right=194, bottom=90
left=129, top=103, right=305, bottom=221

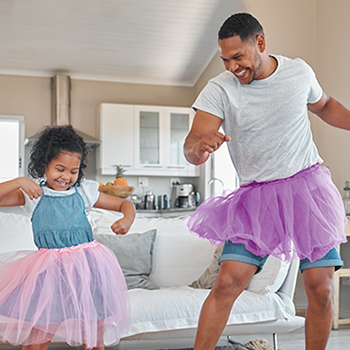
left=175, top=184, right=199, bottom=208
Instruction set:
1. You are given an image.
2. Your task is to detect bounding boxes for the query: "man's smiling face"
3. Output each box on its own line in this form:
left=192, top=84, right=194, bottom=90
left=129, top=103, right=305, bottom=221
left=219, top=34, right=264, bottom=85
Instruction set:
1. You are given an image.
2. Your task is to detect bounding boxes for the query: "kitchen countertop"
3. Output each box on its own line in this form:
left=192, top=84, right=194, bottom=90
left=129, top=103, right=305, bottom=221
left=136, top=207, right=197, bottom=217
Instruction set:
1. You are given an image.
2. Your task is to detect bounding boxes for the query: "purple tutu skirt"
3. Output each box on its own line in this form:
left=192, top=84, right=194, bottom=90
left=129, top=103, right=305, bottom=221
left=188, top=164, right=348, bottom=262
left=0, top=240, right=129, bottom=348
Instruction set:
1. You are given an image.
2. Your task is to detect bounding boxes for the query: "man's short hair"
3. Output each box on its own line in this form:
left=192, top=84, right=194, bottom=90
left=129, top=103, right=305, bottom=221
left=218, top=13, right=264, bottom=41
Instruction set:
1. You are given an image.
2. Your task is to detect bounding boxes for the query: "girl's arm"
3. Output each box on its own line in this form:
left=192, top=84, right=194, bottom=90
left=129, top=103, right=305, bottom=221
left=0, top=177, right=42, bottom=207
left=93, top=192, right=136, bottom=235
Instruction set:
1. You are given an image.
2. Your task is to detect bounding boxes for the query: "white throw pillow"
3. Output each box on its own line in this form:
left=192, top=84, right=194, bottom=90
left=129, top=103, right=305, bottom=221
left=190, top=245, right=290, bottom=295
left=0, top=212, right=37, bottom=254
left=246, top=255, right=290, bottom=294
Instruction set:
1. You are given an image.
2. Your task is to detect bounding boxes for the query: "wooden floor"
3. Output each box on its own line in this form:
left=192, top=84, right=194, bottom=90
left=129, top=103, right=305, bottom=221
left=2, top=325, right=350, bottom=350
left=111, top=325, right=350, bottom=349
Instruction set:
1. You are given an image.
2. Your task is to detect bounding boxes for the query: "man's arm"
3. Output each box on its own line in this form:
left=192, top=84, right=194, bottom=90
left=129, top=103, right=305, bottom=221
left=184, top=110, right=231, bottom=165
left=308, top=92, right=350, bottom=130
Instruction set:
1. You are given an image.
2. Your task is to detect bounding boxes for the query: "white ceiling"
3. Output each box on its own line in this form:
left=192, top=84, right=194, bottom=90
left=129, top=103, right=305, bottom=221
left=0, top=0, right=244, bottom=87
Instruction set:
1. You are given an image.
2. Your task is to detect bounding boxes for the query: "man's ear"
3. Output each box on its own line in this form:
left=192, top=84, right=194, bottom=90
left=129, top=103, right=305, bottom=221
left=256, top=34, right=266, bottom=53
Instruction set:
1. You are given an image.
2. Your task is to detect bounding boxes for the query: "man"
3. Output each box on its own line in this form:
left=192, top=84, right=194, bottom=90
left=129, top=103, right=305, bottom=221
left=184, top=13, right=350, bottom=350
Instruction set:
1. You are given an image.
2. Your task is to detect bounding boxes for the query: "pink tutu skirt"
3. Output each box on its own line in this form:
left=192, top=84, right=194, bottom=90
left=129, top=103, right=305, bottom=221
left=0, top=240, right=129, bottom=348
left=188, top=164, right=348, bottom=262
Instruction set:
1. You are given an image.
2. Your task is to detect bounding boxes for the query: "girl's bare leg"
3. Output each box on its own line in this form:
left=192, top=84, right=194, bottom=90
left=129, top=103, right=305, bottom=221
left=22, top=341, right=51, bottom=350
left=83, top=322, right=105, bottom=350
left=22, top=328, right=51, bottom=350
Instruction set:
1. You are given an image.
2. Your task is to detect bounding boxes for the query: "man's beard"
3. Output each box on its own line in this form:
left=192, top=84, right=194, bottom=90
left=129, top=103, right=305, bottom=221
left=249, top=54, right=263, bottom=84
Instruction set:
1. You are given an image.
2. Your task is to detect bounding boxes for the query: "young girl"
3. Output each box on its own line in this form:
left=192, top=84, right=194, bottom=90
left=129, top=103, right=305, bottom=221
left=0, top=125, right=135, bottom=350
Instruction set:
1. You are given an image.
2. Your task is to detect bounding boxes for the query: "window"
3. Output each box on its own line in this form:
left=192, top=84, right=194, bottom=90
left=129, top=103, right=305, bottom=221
left=211, top=141, right=239, bottom=193
left=0, top=115, right=25, bottom=182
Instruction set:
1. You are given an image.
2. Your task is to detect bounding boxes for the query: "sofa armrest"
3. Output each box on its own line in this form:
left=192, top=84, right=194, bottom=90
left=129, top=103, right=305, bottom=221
left=278, top=259, right=299, bottom=299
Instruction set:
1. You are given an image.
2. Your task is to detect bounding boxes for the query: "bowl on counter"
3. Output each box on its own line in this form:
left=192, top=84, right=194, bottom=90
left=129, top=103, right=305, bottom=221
left=98, top=185, right=134, bottom=198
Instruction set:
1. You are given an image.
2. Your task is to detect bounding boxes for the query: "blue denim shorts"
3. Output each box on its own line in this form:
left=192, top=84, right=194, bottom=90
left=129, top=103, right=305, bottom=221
left=218, top=241, right=343, bottom=274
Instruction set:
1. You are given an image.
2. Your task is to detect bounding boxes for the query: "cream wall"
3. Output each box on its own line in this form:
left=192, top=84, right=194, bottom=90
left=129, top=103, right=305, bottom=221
left=0, top=75, right=51, bottom=137
left=0, top=75, right=194, bottom=140
left=194, top=0, right=317, bottom=96
left=314, top=0, right=350, bottom=191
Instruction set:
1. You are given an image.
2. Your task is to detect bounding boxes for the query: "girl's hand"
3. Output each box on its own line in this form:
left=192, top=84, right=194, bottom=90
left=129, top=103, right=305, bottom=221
left=18, top=178, right=42, bottom=200
left=94, top=192, right=136, bottom=234
left=111, top=218, right=133, bottom=235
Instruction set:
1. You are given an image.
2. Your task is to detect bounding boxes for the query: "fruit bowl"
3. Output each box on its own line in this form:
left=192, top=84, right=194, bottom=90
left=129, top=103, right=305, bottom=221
left=98, top=185, right=135, bottom=198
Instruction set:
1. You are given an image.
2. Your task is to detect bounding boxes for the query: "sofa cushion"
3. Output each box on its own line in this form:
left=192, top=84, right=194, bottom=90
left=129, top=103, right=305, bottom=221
left=134, top=216, right=215, bottom=288
left=0, top=212, right=37, bottom=256
left=95, top=230, right=158, bottom=290
left=189, top=244, right=223, bottom=289
left=126, top=286, right=296, bottom=338
left=89, top=209, right=216, bottom=288
left=190, top=244, right=290, bottom=294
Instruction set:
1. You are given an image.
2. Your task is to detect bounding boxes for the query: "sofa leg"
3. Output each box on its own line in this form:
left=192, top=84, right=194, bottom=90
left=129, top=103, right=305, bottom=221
left=272, top=333, right=278, bottom=350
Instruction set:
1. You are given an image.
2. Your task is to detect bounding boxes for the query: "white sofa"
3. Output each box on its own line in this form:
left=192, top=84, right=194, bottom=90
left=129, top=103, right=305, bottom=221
left=0, top=207, right=304, bottom=349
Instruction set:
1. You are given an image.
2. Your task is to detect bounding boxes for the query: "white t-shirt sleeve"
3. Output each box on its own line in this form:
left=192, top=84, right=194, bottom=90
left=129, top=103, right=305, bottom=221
left=192, top=78, right=226, bottom=120
left=297, top=58, right=323, bottom=104
left=78, top=179, right=100, bottom=211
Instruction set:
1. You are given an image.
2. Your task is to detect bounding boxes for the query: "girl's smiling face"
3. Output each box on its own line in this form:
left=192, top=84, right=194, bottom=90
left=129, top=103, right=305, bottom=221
left=44, top=151, right=81, bottom=191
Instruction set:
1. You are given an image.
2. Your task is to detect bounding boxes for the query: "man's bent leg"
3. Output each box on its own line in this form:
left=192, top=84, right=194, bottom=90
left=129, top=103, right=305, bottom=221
left=303, top=266, right=334, bottom=350
left=193, top=260, right=258, bottom=350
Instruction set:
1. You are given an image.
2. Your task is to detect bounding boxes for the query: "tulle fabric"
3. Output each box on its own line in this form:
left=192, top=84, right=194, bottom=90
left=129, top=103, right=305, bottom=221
left=188, top=164, right=348, bottom=262
left=0, top=240, right=129, bottom=348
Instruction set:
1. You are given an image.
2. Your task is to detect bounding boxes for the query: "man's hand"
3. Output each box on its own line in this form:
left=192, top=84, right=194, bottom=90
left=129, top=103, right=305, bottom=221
left=184, top=110, right=230, bottom=165
left=193, top=131, right=231, bottom=161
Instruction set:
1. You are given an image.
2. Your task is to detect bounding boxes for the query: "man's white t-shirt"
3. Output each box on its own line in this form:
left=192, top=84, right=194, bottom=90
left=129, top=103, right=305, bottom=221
left=193, top=55, right=324, bottom=184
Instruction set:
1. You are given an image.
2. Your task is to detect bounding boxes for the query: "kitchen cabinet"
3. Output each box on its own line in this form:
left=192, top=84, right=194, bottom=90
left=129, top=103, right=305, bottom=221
left=97, top=103, right=199, bottom=177
left=96, top=103, right=134, bottom=175
left=134, top=105, right=165, bottom=172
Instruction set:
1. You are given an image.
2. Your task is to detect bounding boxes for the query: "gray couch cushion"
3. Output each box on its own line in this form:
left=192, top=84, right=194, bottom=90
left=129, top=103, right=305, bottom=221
left=95, top=229, right=158, bottom=290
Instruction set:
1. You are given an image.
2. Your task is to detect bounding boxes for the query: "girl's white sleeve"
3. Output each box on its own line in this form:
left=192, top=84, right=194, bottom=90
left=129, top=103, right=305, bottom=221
left=78, top=179, right=100, bottom=211
left=20, top=189, right=38, bottom=214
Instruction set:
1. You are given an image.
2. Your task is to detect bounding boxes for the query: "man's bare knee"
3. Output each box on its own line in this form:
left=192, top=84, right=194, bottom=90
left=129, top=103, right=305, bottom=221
left=303, top=267, right=334, bottom=308
left=212, top=261, right=257, bottom=298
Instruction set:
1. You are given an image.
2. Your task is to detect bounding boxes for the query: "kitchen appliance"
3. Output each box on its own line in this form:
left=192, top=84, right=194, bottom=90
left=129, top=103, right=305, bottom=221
left=144, top=191, right=156, bottom=210
left=158, top=194, right=170, bottom=210
left=188, top=191, right=200, bottom=208
left=175, top=183, right=199, bottom=208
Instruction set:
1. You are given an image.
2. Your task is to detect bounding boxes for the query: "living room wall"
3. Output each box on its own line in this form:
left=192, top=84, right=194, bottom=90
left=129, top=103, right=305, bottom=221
left=0, top=75, right=194, bottom=141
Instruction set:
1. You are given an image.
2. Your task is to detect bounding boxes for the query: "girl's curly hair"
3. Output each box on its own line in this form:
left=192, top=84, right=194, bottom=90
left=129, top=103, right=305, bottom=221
left=28, top=125, right=89, bottom=183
